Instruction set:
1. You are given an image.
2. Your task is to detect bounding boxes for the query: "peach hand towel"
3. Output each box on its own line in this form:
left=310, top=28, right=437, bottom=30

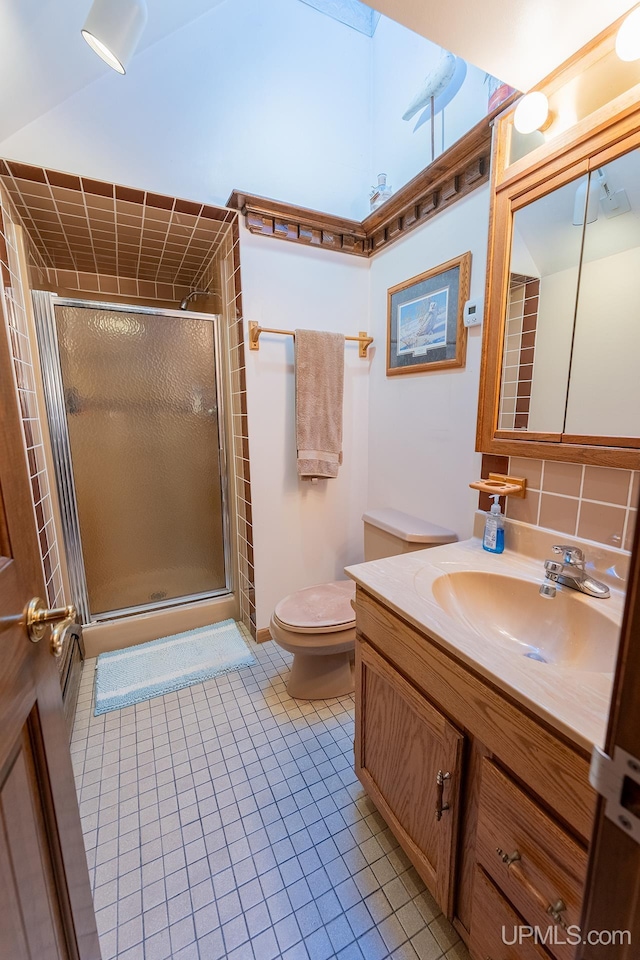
left=295, top=328, right=344, bottom=480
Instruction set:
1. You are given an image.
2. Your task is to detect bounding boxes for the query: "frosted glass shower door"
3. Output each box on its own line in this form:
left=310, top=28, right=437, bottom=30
left=54, top=303, right=228, bottom=617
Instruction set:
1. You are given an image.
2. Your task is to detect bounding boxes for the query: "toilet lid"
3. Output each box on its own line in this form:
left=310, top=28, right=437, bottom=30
left=274, top=580, right=356, bottom=633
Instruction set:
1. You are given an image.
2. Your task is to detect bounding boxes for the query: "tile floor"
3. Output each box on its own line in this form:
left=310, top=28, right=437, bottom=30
left=71, top=638, right=469, bottom=960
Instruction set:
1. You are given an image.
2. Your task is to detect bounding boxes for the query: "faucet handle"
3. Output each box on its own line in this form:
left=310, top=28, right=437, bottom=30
left=552, top=544, right=585, bottom=566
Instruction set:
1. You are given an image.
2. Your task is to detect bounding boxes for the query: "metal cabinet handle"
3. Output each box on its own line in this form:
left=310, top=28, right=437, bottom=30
left=435, top=770, right=451, bottom=821
left=496, top=848, right=568, bottom=929
left=25, top=597, right=78, bottom=658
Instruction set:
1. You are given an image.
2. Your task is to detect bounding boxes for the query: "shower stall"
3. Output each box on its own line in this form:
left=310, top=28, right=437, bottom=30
left=33, top=294, right=232, bottom=625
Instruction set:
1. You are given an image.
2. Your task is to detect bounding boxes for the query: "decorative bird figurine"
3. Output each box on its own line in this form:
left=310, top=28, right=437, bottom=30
left=403, top=49, right=457, bottom=122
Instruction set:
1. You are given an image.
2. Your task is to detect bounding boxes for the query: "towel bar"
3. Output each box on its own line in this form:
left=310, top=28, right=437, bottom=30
left=248, top=321, right=373, bottom=358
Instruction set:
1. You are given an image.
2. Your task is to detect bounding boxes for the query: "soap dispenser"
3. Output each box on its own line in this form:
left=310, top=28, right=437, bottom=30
left=483, top=494, right=505, bottom=554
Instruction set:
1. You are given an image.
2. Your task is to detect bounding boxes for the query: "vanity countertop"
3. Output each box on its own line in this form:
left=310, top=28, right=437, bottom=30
left=345, top=536, right=624, bottom=752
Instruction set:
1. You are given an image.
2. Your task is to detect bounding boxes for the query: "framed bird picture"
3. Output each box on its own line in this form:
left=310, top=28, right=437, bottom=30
left=386, top=252, right=471, bottom=376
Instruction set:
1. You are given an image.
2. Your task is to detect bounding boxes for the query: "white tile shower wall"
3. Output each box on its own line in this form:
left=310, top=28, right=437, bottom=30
left=366, top=187, right=490, bottom=542
left=0, top=188, right=64, bottom=607
left=241, top=227, right=371, bottom=631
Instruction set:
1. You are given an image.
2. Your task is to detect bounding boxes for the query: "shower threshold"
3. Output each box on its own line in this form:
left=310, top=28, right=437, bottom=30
left=91, top=587, right=234, bottom=624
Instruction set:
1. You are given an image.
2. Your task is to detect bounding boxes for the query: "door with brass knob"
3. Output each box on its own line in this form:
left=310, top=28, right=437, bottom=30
left=0, top=305, right=99, bottom=957
left=26, top=598, right=78, bottom=657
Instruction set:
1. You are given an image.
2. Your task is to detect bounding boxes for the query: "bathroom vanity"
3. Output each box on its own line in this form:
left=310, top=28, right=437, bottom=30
left=347, top=526, right=624, bottom=959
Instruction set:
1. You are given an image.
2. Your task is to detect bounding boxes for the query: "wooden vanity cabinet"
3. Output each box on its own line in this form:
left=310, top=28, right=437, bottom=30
left=355, top=640, right=464, bottom=915
left=353, top=586, right=596, bottom=959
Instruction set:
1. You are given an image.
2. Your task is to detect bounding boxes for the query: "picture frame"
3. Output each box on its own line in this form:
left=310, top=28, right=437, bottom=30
left=386, top=252, right=471, bottom=375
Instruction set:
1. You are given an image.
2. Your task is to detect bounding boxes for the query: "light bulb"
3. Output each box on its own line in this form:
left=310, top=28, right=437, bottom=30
left=81, top=0, right=147, bottom=75
left=513, top=92, right=551, bottom=135
left=82, top=31, right=126, bottom=74
left=616, top=7, right=640, bottom=62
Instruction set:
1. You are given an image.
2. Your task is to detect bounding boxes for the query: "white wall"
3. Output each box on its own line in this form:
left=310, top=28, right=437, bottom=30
left=244, top=188, right=491, bottom=628
left=527, top=248, right=640, bottom=437
left=370, top=17, right=488, bottom=197
left=527, top=266, right=577, bottom=433
left=0, top=0, right=372, bottom=218
left=366, top=188, right=489, bottom=540
left=510, top=223, right=540, bottom=278
left=240, top=229, right=370, bottom=629
left=565, top=245, right=640, bottom=437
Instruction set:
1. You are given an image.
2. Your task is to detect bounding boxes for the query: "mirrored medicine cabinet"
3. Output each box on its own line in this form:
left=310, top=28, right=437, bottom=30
left=478, top=107, right=640, bottom=469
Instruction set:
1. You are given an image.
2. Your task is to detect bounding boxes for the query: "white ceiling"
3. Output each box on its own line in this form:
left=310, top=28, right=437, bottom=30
left=367, top=0, right=638, bottom=90
left=0, top=0, right=637, bottom=148
left=0, top=0, right=227, bottom=141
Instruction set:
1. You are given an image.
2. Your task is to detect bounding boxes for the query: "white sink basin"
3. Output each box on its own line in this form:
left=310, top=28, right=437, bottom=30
left=428, top=570, right=617, bottom=674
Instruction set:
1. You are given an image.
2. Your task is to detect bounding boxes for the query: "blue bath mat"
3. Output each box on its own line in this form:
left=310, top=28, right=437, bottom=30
left=94, top=619, right=255, bottom=715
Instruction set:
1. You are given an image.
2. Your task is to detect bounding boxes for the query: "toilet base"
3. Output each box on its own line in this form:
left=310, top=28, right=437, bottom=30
left=287, top=649, right=354, bottom=700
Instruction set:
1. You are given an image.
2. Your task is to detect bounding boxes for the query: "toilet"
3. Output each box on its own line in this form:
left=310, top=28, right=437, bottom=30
left=270, top=509, right=457, bottom=699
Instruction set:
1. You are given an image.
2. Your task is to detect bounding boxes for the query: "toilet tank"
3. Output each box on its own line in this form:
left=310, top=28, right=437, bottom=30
left=363, top=508, right=457, bottom=561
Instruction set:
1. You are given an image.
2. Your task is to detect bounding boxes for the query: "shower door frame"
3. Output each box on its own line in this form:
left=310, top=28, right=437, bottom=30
left=32, top=292, right=233, bottom=625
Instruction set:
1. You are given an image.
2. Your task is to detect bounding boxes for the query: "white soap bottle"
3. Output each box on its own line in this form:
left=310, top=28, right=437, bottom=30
left=483, top=494, right=505, bottom=554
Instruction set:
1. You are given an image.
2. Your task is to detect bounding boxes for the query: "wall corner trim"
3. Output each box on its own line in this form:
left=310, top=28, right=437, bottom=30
left=227, top=107, right=508, bottom=259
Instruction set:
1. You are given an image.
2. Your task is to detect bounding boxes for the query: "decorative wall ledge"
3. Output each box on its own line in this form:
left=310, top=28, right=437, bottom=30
left=228, top=107, right=509, bottom=259
left=226, top=192, right=368, bottom=257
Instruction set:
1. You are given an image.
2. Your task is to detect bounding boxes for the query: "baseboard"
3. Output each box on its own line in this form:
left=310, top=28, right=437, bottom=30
left=256, top=627, right=272, bottom=644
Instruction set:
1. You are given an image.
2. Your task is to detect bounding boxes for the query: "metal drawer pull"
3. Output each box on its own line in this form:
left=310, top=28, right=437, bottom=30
left=435, top=770, right=451, bottom=821
left=496, top=848, right=568, bottom=929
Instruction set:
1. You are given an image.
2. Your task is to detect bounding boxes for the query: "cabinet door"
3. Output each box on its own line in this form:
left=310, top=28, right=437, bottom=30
left=355, top=638, right=464, bottom=916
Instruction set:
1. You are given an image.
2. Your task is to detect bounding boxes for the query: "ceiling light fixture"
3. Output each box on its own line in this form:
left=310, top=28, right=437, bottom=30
left=572, top=175, right=601, bottom=226
left=616, top=6, right=640, bottom=61
left=513, top=92, right=552, bottom=135
left=81, top=0, right=148, bottom=75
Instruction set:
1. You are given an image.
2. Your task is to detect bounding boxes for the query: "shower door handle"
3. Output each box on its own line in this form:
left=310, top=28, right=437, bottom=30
left=25, top=598, right=78, bottom=657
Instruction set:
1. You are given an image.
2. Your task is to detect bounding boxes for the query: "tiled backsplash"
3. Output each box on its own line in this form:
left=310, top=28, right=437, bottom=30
left=480, top=454, right=638, bottom=551
left=507, top=457, right=638, bottom=551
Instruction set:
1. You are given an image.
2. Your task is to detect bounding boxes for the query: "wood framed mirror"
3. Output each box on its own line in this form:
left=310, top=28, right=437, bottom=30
left=477, top=89, right=640, bottom=469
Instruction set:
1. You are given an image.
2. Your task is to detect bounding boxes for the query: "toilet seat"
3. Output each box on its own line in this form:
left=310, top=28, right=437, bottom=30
left=269, top=604, right=355, bottom=698
left=270, top=509, right=458, bottom=700
left=274, top=580, right=356, bottom=635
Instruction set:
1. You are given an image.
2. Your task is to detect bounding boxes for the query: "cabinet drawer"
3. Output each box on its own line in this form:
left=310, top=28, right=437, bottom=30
left=476, top=760, right=587, bottom=960
left=471, top=866, right=549, bottom=960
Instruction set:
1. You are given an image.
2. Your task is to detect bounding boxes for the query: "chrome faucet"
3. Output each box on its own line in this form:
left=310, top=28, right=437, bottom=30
left=540, top=545, right=610, bottom=599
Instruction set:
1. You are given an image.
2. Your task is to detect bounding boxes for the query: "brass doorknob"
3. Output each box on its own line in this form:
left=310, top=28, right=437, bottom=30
left=25, top=598, right=78, bottom=657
